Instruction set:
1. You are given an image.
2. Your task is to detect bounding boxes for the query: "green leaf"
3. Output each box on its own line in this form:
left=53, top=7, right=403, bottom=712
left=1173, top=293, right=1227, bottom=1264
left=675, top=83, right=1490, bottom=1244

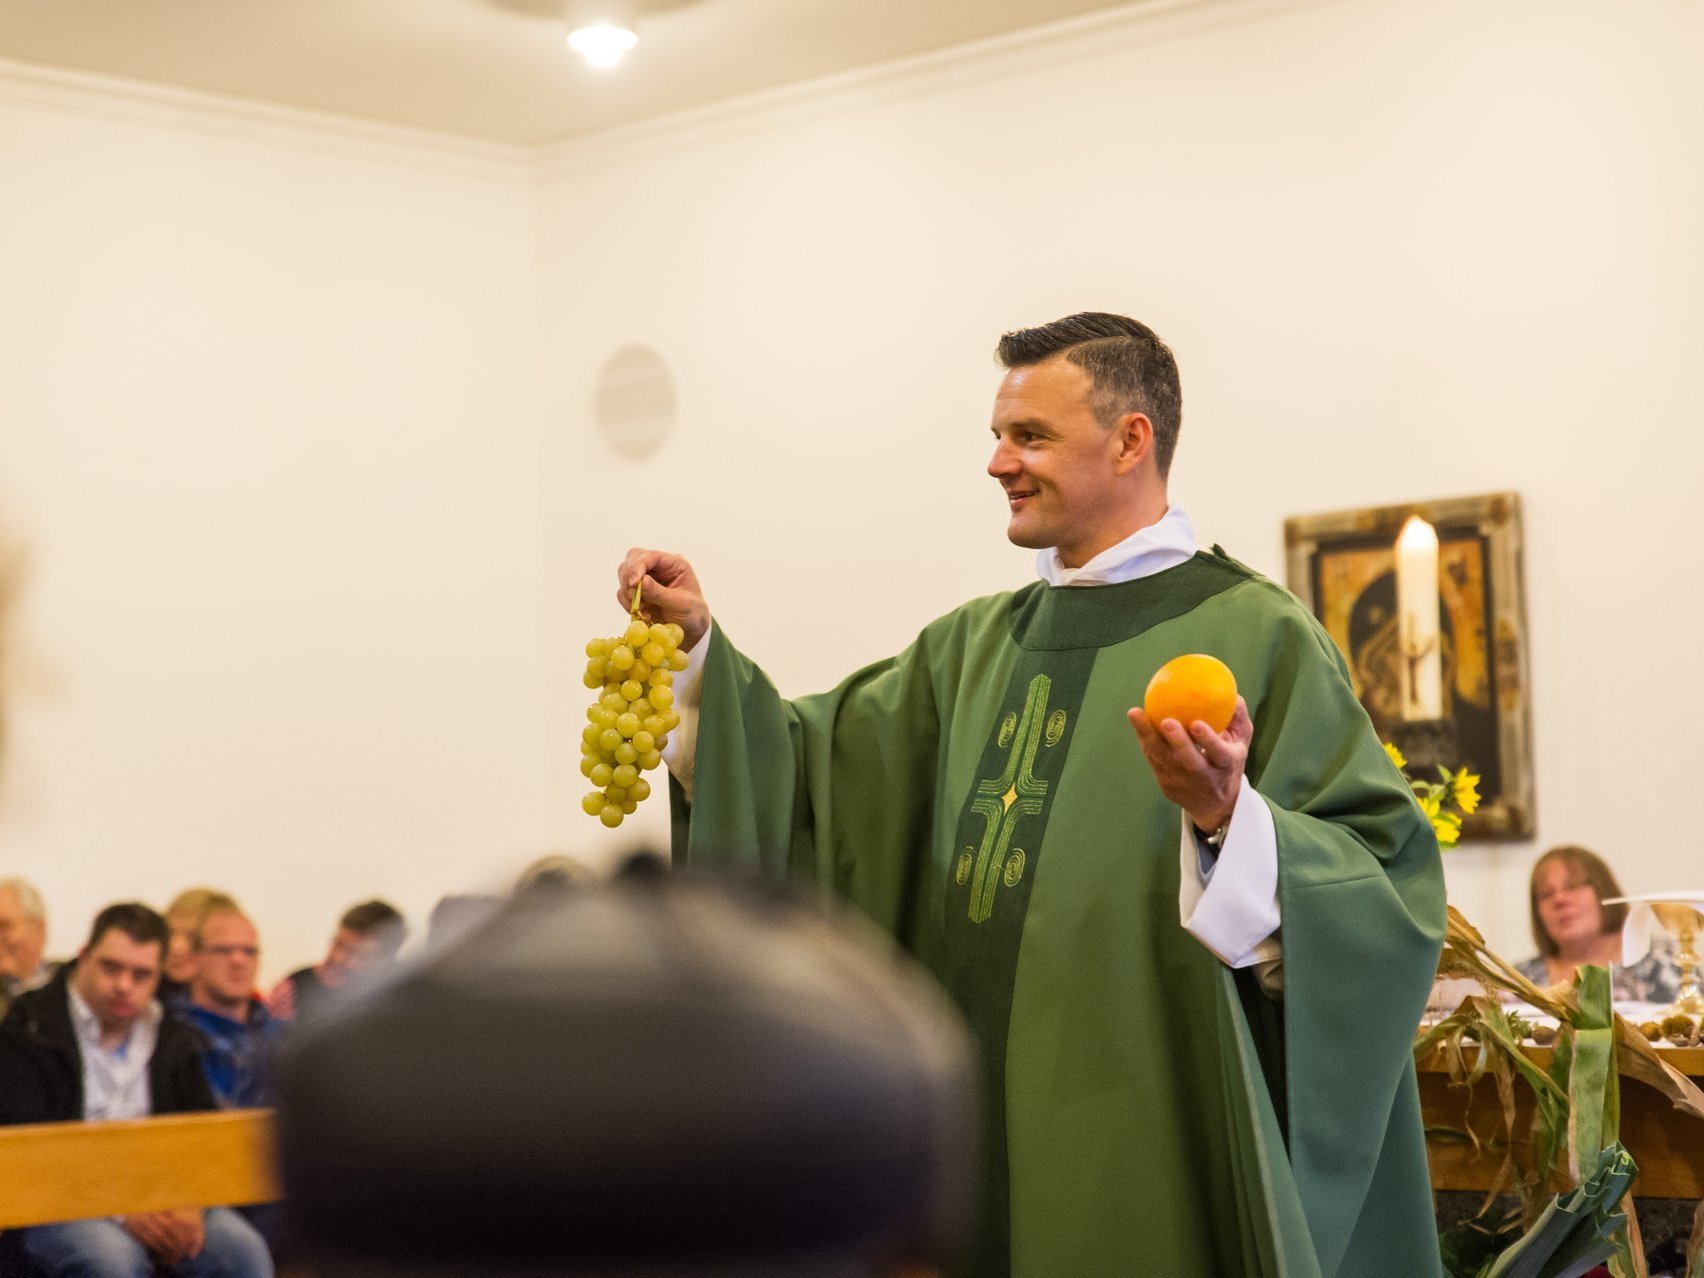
left=1484, top=1145, right=1635, bottom=1278
left=1473, top=997, right=1568, bottom=1105
left=1565, top=968, right=1619, bottom=1181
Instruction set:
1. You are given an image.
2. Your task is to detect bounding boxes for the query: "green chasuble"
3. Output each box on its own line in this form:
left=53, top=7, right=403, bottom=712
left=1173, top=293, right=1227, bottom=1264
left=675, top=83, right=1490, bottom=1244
left=670, top=550, right=1446, bottom=1278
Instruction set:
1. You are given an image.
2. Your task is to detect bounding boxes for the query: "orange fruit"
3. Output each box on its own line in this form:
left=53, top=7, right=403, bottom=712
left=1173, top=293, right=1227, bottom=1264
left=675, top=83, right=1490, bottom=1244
left=1143, top=654, right=1237, bottom=734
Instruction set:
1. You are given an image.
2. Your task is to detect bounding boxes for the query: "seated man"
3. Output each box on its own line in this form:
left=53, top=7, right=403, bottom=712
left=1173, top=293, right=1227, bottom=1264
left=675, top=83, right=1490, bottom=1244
left=265, top=899, right=406, bottom=1022
left=276, top=859, right=976, bottom=1277
left=0, top=902, right=273, bottom=1278
left=177, top=907, right=280, bottom=1109
left=0, top=876, right=59, bottom=1020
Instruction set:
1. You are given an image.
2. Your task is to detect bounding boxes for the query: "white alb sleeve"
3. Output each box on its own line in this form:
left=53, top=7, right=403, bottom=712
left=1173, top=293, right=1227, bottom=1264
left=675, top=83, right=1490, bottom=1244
left=1177, top=780, right=1284, bottom=994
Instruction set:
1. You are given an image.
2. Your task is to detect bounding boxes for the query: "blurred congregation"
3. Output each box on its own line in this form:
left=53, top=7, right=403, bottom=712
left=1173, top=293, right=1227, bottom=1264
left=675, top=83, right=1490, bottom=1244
left=0, top=859, right=982, bottom=1278
left=0, top=861, right=545, bottom=1272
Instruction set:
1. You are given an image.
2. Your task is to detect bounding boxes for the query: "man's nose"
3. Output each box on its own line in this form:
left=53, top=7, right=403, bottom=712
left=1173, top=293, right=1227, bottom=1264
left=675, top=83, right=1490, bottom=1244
left=988, top=440, right=1018, bottom=478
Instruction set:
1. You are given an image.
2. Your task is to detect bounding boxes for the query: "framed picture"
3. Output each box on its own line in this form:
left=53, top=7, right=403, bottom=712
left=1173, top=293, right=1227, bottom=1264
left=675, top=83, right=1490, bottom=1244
left=1283, top=492, right=1534, bottom=840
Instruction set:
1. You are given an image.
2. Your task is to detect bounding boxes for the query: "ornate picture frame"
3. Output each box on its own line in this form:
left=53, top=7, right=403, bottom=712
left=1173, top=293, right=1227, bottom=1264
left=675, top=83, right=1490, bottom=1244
left=1284, top=491, right=1534, bottom=840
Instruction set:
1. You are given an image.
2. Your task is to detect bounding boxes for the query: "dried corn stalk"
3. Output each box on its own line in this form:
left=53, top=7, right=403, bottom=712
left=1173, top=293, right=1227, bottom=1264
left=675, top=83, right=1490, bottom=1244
left=1419, top=907, right=1704, bottom=1277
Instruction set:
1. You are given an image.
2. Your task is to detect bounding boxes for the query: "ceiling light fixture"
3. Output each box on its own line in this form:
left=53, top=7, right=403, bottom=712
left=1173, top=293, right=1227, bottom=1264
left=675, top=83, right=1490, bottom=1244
left=566, top=0, right=639, bottom=70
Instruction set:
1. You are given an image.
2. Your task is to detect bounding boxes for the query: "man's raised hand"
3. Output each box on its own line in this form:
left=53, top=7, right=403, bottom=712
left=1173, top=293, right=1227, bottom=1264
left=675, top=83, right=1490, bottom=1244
left=616, top=548, right=709, bottom=652
left=1127, top=696, right=1253, bottom=835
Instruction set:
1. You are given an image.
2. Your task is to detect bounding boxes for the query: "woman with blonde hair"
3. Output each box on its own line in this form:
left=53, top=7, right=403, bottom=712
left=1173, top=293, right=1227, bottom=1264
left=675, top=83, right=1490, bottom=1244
left=162, top=886, right=241, bottom=992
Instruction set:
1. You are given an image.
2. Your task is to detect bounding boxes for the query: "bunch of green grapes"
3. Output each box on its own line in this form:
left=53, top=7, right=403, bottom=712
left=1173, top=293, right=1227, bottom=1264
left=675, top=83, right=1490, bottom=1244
left=580, top=615, right=687, bottom=827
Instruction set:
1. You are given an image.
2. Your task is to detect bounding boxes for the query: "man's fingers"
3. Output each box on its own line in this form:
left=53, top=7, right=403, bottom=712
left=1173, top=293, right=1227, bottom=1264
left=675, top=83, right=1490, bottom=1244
left=1127, top=709, right=1177, bottom=769
left=124, top=1214, right=172, bottom=1257
left=1228, top=696, right=1253, bottom=743
left=161, top=1212, right=191, bottom=1255
left=1129, top=708, right=1190, bottom=754
left=1196, top=740, right=1237, bottom=772
left=157, top=1227, right=188, bottom=1264
left=616, top=555, right=657, bottom=613
left=1158, top=719, right=1212, bottom=772
left=1190, top=720, right=1241, bottom=770
left=617, top=548, right=660, bottom=593
left=1130, top=708, right=1214, bottom=778
left=177, top=1211, right=206, bottom=1259
left=617, top=548, right=701, bottom=619
left=625, top=548, right=687, bottom=586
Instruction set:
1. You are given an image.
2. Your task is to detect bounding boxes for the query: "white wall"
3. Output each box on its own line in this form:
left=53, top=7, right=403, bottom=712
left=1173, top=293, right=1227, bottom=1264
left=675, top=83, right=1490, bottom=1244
left=0, top=76, right=556, bottom=979
left=536, top=0, right=1704, bottom=959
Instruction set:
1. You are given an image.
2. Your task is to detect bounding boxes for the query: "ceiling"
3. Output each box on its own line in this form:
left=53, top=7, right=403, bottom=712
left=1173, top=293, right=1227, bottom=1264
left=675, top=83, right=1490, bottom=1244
left=0, top=0, right=1149, bottom=146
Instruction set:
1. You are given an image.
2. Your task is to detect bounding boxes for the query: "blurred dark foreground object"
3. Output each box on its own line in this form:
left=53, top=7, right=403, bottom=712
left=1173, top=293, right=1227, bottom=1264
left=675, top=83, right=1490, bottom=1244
left=275, top=858, right=978, bottom=1278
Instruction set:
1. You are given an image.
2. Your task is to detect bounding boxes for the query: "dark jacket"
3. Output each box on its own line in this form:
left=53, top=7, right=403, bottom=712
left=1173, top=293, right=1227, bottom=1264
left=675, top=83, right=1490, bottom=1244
left=171, top=995, right=283, bottom=1109
left=0, top=965, right=216, bottom=1126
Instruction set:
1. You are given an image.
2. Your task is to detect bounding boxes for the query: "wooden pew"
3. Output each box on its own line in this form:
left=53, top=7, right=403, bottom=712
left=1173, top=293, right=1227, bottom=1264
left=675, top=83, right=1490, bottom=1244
left=0, top=1109, right=278, bottom=1230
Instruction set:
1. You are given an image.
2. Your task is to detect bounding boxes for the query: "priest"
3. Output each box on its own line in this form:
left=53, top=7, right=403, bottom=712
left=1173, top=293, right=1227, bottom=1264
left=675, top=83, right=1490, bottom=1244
left=615, top=312, right=1446, bottom=1278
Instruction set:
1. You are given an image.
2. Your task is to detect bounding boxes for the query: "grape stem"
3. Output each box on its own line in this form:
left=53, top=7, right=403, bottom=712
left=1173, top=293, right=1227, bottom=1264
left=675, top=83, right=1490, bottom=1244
left=630, top=579, right=643, bottom=618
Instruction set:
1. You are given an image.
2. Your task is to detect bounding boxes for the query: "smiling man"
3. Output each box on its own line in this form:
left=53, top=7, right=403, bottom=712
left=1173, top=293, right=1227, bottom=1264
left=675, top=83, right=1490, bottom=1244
left=615, top=313, right=1446, bottom=1277
left=0, top=903, right=273, bottom=1278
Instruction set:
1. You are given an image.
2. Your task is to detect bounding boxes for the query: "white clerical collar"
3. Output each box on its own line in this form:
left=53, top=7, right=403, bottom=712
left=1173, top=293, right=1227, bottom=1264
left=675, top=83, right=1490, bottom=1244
left=1036, top=507, right=1200, bottom=587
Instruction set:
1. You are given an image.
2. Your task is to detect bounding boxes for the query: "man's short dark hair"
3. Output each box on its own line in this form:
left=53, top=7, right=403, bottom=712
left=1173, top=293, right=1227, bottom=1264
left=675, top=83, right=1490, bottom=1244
left=339, top=899, right=407, bottom=958
left=85, top=902, right=170, bottom=957
left=996, top=311, right=1184, bottom=478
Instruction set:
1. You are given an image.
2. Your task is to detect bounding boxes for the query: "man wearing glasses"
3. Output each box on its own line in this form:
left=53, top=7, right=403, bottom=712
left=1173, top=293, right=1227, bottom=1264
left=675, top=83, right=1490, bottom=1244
left=177, top=907, right=280, bottom=1109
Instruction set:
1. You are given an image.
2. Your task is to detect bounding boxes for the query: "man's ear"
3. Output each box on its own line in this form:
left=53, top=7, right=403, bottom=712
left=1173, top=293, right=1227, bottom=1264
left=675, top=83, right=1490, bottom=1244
left=1111, top=412, right=1154, bottom=475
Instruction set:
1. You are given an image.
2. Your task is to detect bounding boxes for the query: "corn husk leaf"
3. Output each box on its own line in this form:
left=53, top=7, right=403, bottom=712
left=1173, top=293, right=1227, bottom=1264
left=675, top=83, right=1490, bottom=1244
left=1437, top=907, right=1571, bottom=1018
left=1612, top=1019, right=1704, bottom=1122
left=1610, top=1207, right=1647, bottom=1278
left=1684, top=1197, right=1704, bottom=1278
left=1564, top=967, right=1617, bottom=1183
left=1564, top=969, right=1647, bottom=1278
left=1417, top=993, right=1567, bottom=1216
left=1477, top=996, right=1570, bottom=1106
